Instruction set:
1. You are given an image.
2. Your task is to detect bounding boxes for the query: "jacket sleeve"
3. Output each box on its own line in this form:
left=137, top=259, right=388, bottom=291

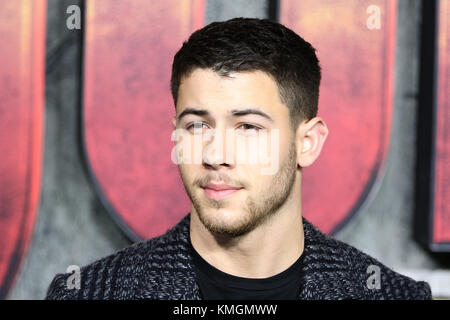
left=342, top=243, right=433, bottom=300
left=45, top=273, right=78, bottom=300
left=413, top=281, right=433, bottom=300
left=364, top=264, right=433, bottom=300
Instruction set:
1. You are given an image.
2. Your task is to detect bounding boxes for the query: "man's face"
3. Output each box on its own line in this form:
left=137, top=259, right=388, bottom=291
left=173, top=68, right=299, bottom=237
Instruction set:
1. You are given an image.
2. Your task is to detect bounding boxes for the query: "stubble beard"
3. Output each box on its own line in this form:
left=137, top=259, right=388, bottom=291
left=183, top=142, right=298, bottom=238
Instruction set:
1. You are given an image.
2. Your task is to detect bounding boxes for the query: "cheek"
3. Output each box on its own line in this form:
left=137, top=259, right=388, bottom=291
left=178, top=164, right=197, bottom=183
left=239, top=165, right=272, bottom=189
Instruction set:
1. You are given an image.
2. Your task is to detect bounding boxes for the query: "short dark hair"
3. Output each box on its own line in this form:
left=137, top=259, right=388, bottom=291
left=170, top=17, right=321, bottom=130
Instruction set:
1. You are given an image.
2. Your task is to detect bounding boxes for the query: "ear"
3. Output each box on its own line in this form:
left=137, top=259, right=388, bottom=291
left=296, top=117, right=329, bottom=168
left=171, top=115, right=177, bottom=131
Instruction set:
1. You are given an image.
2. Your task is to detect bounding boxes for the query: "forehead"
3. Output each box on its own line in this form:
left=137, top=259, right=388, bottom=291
left=176, top=68, right=288, bottom=121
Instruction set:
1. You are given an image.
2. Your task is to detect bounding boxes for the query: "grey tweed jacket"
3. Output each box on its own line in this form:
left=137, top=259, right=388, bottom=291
left=45, top=213, right=432, bottom=300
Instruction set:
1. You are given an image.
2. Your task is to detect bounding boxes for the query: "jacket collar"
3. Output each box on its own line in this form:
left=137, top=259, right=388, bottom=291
left=139, top=213, right=354, bottom=300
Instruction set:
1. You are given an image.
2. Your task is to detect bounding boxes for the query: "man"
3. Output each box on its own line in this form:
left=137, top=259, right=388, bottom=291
left=46, top=18, right=432, bottom=300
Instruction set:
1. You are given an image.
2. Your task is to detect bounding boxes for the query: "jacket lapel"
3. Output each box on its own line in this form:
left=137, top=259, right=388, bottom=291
left=138, top=213, right=354, bottom=300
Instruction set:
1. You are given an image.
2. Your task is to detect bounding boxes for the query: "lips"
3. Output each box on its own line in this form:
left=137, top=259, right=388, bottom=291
left=201, top=182, right=243, bottom=200
left=203, top=182, right=242, bottom=191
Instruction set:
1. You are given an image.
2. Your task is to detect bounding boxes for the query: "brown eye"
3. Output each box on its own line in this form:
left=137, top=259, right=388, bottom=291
left=238, top=123, right=261, bottom=131
left=236, top=123, right=263, bottom=136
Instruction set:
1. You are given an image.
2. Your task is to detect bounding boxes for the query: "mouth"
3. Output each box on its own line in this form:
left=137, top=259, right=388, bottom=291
left=201, top=182, right=244, bottom=200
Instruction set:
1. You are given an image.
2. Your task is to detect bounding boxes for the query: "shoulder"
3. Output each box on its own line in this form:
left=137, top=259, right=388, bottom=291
left=302, top=219, right=432, bottom=300
left=45, top=238, right=151, bottom=300
left=45, top=219, right=186, bottom=300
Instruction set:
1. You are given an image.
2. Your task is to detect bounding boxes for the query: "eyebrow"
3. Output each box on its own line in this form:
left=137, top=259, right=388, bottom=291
left=177, top=107, right=274, bottom=122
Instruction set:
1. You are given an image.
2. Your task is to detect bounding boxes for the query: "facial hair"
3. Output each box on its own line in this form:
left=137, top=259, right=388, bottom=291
left=181, top=142, right=298, bottom=237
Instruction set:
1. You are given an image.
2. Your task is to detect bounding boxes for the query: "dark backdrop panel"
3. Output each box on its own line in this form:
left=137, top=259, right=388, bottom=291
left=280, top=0, right=397, bottom=234
left=83, top=0, right=205, bottom=240
left=415, top=0, right=450, bottom=252
left=432, top=0, right=450, bottom=247
left=0, top=0, right=47, bottom=298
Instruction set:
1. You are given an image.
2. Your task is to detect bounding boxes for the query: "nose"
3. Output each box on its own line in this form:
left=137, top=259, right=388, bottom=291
left=202, top=128, right=234, bottom=169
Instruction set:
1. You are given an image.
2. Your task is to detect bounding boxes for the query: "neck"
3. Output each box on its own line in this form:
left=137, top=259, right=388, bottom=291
left=189, top=178, right=304, bottom=279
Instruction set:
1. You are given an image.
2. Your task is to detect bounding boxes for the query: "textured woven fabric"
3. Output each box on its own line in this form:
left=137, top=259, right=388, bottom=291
left=45, top=214, right=432, bottom=300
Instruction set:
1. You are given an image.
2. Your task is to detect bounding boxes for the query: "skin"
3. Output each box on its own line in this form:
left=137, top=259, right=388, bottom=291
left=171, top=68, right=328, bottom=279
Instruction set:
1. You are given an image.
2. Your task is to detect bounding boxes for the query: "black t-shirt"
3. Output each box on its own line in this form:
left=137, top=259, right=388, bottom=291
left=189, top=239, right=304, bottom=300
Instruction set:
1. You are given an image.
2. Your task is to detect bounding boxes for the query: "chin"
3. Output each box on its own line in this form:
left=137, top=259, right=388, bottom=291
left=205, top=207, right=241, bottom=223
left=198, top=207, right=254, bottom=237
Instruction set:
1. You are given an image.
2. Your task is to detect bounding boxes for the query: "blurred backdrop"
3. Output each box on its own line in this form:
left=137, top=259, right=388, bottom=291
left=1, top=0, right=449, bottom=299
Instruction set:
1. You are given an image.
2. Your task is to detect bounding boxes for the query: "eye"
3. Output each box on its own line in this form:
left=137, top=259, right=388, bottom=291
left=186, top=121, right=208, bottom=132
left=238, top=123, right=261, bottom=131
left=236, top=123, right=263, bottom=135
